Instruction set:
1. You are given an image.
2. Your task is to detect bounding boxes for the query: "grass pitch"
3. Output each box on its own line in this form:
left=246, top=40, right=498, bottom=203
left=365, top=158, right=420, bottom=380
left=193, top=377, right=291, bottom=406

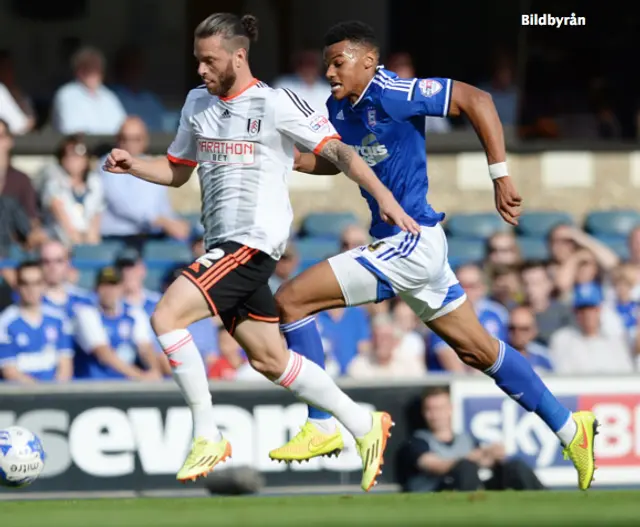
left=2, top=491, right=640, bottom=526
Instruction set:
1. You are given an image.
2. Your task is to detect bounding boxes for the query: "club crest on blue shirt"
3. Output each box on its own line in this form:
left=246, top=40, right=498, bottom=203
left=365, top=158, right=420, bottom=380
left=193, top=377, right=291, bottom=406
left=247, top=118, right=261, bottom=136
left=367, top=107, right=377, bottom=127
left=45, top=326, right=58, bottom=342
left=418, top=79, right=443, bottom=98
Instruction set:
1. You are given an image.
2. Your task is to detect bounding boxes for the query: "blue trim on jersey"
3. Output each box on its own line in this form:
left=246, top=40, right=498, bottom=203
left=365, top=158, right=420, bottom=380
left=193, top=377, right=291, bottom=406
left=442, top=283, right=465, bottom=307
left=355, top=256, right=396, bottom=303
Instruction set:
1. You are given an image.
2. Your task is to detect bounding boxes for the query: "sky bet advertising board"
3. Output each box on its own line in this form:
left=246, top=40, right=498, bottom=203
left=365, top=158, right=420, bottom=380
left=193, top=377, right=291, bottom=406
left=451, top=377, right=640, bottom=488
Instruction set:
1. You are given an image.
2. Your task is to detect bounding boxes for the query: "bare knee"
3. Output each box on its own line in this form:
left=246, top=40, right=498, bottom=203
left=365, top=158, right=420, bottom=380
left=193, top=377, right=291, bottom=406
left=248, top=347, right=288, bottom=380
left=151, top=302, right=184, bottom=335
left=275, top=282, right=309, bottom=323
left=454, top=333, right=500, bottom=370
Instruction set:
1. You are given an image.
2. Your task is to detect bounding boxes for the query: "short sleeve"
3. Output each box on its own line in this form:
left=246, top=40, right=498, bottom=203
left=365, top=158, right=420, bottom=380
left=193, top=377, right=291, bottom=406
left=130, top=308, right=153, bottom=345
left=167, top=93, right=198, bottom=167
left=74, top=306, right=109, bottom=353
left=0, top=319, right=15, bottom=366
left=57, top=318, right=74, bottom=356
left=275, top=88, right=340, bottom=154
left=381, top=78, right=453, bottom=121
left=429, top=332, right=449, bottom=352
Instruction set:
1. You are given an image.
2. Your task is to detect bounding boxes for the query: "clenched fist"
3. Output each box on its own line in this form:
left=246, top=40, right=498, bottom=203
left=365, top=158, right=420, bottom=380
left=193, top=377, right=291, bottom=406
left=103, top=148, right=134, bottom=174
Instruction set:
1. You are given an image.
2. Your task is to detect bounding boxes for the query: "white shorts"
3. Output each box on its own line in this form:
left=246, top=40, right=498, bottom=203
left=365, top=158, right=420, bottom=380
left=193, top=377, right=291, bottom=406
left=328, top=224, right=466, bottom=321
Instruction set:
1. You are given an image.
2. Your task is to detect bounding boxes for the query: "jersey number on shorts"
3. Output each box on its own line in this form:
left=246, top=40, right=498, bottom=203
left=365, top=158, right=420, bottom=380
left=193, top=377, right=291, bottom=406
left=189, top=249, right=225, bottom=272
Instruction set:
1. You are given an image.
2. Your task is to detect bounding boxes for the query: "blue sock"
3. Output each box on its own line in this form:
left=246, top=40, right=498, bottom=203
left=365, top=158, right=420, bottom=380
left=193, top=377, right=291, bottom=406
left=486, top=341, right=571, bottom=432
left=280, top=317, right=332, bottom=420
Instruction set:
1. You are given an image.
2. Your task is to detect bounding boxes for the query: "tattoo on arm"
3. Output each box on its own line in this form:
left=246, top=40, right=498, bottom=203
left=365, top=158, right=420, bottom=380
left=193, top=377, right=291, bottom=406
left=319, top=139, right=354, bottom=174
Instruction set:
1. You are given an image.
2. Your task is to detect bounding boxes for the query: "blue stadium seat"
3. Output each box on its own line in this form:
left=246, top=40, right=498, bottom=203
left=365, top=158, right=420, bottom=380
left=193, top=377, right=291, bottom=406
left=77, top=269, right=97, bottom=290
left=180, top=212, right=202, bottom=228
left=144, top=267, right=168, bottom=292
left=142, top=241, right=193, bottom=266
left=300, top=212, right=359, bottom=238
left=445, top=213, right=509, bottom=240
left=295, top=238, right=341, bottom=261
left=446, top=238, right=486, bottom=268
left=585, top=210, right=640, bottom=237
left=595, top=235, right=630, bottom=260
left=517, top=236, right=549, bottom=261
left=72, top=241, right=124, bottom=269
left=296, top=259, right=321, bottom=274
left=516, top=211, right=574, bottom=237
left=7, top=245, right=34, bottom=264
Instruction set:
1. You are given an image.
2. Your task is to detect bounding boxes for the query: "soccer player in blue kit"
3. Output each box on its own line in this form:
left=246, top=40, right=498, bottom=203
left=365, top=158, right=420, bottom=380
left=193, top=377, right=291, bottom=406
left=270, top=21, right=598, bottom=490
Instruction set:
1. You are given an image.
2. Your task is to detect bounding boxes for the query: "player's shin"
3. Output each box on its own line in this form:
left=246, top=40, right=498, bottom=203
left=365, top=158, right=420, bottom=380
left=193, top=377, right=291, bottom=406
left=274, top=350, right=372, bottom=438
left=486, top=341, right=576, bottom=445
left=280, top=317, right=336, bottom=431
left=157, top=329, right=222, bottom=442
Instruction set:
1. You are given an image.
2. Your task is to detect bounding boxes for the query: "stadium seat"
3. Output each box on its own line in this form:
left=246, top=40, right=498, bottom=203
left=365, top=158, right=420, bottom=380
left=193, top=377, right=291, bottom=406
left=142, top=241, right=193, bottom=266
left=516, top=211, right=574, bottom=237
left=595, top=235, right=630, bottom=260
left=180, top=212, right=202, bottom=228
left=72, top=241, right=124, bottom=269
left=294, top=237, right=341, bottom=261
left=300, top=212, right=359, bottom=238
left=445, top=213, right=509, bottom=240
left=585, top=210, right=640, bottom=237
left=144, top=267, right=168, bottom=292
left=77, top=269, right=97, bottom=290
left=296, top=258, right=321, bottom=274
left=446, top=238, right=486, bottom=268
left=517, top=236, right=549, bottom=261
left=7, top=245, right=34, bottom=264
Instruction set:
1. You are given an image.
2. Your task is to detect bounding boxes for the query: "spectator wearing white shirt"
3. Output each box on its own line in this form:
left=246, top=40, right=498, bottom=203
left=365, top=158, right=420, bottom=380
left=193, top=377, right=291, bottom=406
left=100, top=117, right=190, bottom=244
left=348, top=314, right=426, bottom=379
left=550, top=282, right=634, bottom=374
left=39, top=135, right=104, bottom=246
left=272, top=49, right=330, bottom=116
left=52, top=47, right=126, bottom=135
left=0, top=50, right=34, bottom=134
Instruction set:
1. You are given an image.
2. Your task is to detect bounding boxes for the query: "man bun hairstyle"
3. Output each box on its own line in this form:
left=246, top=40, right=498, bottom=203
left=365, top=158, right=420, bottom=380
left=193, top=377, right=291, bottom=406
left=323, top=20, right=378, bottom=50
left=240, top=14, right=259, bottom=43
left=195, top=12, right=259, bottom=51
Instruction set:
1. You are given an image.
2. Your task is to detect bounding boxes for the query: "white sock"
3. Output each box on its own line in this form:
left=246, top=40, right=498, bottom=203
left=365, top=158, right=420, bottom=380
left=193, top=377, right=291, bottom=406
left=158, top=329, right=222, bottom=442
left=556, top=414, right=578, bottom=446
left=309, top=417, right=338, bottom=434
left=275, top=351, right=372, bottom=438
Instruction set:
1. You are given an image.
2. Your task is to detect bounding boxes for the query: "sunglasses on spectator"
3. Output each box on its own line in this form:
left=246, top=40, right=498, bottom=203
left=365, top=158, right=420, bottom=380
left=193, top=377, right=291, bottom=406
left=508, top=325, right=532, bottom=331
left=489, top=246, right=515, bottom=253
left=41, top=257, right=66, bottom=265
left=18, top=279, right=43, bottom=287
left=118, top=134, right=145, bottom=142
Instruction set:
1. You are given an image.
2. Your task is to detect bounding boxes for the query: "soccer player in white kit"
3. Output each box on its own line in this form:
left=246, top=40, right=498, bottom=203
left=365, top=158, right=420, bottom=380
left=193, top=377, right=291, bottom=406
left=103, top=13, right=419, bottom=491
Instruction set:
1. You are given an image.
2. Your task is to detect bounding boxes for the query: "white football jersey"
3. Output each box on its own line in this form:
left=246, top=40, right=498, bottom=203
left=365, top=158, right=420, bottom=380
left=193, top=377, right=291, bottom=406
left=167, top=79, right=339, bottom=260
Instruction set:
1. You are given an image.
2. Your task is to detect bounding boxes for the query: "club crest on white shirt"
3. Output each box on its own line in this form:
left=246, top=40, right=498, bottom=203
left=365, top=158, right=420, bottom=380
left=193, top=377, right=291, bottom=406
left=247, top=118, right=262, bottom=136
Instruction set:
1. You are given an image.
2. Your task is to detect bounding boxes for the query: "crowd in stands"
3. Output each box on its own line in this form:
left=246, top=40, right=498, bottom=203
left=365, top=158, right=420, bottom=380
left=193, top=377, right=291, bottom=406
left=0, top=43, right=637, bottom=384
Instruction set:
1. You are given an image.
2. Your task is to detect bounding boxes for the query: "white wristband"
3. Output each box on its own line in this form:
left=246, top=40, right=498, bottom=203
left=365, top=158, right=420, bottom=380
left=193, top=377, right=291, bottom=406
left=489, top=162, right=508, bottom=180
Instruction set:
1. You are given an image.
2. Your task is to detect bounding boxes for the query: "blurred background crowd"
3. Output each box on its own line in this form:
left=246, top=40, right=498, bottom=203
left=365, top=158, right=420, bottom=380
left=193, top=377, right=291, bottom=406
left=1, top=0, right=640, bottom=386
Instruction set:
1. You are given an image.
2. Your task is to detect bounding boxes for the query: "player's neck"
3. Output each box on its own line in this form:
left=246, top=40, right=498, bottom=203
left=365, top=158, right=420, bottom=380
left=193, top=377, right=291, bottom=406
left=225, top=73, right=256, bottom=99
left=348, top=71, right=377, bottom=105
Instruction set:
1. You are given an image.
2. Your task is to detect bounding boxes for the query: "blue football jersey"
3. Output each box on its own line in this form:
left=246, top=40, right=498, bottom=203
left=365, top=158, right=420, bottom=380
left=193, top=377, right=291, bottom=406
left=0, top=304, right=73, bottom=381
left=42, top=284, right=97, bottom=319
left=74, top=304, right=153, bottom=379
left=326, top=67, right=452, bottom=238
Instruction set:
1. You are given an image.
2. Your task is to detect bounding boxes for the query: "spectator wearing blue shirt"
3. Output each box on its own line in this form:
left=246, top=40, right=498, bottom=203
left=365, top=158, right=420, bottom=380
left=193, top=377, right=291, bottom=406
left=73, top=266, right=162, bottom=380
left=427, top=264, right=508, bottom=372
left=0, top=261, right=73, bottom=382
left=316, top=307, right=372, bottom=376
left=99, top=117, right=190, bottom=246
left=51, top=47, right=126, bottom=135
left=40, top=240, right=96, bottom=318
left=110, top=46, right=168, bottom=133
left=116, top=248, right=161, bottom=316
left=611, top=264, right=638, bottom=345
left=507, top=306, right=553, bottom=375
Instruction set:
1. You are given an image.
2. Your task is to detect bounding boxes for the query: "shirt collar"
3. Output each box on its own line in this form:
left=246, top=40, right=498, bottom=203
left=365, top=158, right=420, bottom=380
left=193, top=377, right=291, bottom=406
left=352, top=65, right=386, bottom=108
